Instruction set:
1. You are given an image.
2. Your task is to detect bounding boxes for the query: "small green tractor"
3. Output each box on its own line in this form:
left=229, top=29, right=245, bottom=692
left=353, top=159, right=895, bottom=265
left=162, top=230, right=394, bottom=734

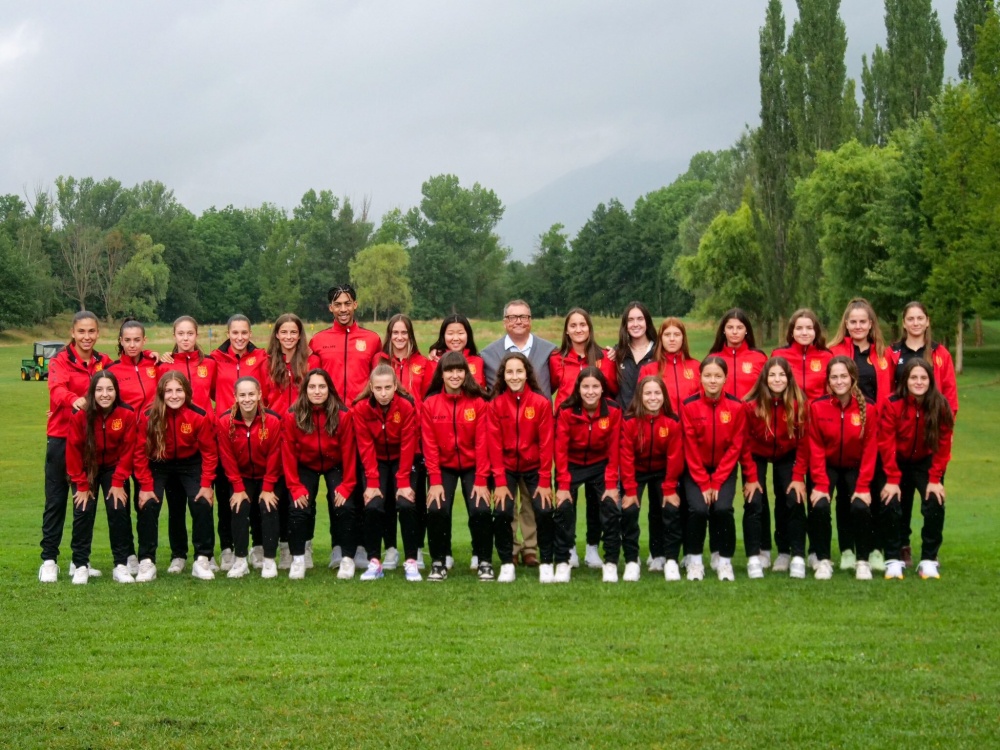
left=20, top=341, right=66, bottom=381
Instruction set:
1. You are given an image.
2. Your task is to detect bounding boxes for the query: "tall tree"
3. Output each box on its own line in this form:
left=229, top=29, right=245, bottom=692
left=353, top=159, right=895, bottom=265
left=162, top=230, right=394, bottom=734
left=563, top=200, right=637, bottom=317
left=956, top=0, right=994, bottom=80
left=107, top=234, right=170, bottom=320
left=349, top=243, right=412, bottom=322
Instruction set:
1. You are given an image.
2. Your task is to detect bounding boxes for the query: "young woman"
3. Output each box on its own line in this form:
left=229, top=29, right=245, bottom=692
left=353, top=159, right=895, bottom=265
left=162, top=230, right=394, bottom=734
left=708, top=308, right=768, bottom=400
left=217, top=377, right=284, bottom=579
left=133, top=372, right=218, bottom=582
left=610, top=302, right=657, bottom=414
left=352, top=364, right=419, bottom=581
left=488, top=352, right=554, bottom=583
left=65, top=372, right=138, bottom=584
left=427, top=314, right=487, bottom=389
left=281, top=369, right=358, bottom=580
left=549, top=307, right=618, bottom=409
left=619, top=376, right=684, bottom=582
left=680, top=357, right=746, bottom=582
left=879, top=359, right=954, bottom=580
left=806, top=357, right=878, bottom=581
left=554, top=367, right=623, bottom=583
left=107, top=319, right=159, bottom=413
left=740, top=357, right=808, bottom=578
left=39, top=311, right=115, bottom=583
left=770, top=309, right=834, bottom=403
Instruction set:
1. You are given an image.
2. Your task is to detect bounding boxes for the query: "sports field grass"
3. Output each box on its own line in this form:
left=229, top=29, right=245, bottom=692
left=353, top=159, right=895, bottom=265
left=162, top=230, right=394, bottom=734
left=1, top=317, right=998, bottom=749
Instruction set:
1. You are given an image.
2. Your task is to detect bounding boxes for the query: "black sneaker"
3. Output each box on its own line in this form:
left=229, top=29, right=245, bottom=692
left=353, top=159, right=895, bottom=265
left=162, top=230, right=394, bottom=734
left=477, top=562, right=495, bottom=581
left=428, top=562, right=447, bottom=582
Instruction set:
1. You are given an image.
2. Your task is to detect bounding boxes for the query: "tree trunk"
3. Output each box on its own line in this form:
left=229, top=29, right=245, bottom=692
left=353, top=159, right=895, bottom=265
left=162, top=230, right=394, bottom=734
left=975, top=314, right=983, bottom=347
left=955, top=314, right=964, bottom=375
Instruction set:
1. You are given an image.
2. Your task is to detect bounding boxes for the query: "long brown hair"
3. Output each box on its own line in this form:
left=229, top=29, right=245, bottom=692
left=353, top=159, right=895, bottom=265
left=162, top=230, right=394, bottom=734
left=83, top=372, right=123, bottom=489
left=826, top=355, right=867, bottom=438
left=613, top=302, right=656, bottom=365
left=292, top=368, right=343, bottom=436
left=558, top=307, right=603, bottom=364
left=560, top=366, right=611, bottom=413
left=171, top=315, right=204, bottom=358
left=353, top=362, right=412, bottom=404
left=147, top=372, right=193, bottom=460
left=709, top=308, right=757, bottom=353
left=828, top=298, right=886, bottom=359
left=267, top=313, right=310, bottom=391
left=492, top=352, right=543, bottom=397
left=745, top=356, right=806, bottom=439
left=381, top=314, right=421, bottom=359
left=425, top=351, right=488, bottom=399
left=896, top=358, right=954, bottom=450
left=652, top=317, right=692, bottom=363
left=784, top=308, right=828, bottom=349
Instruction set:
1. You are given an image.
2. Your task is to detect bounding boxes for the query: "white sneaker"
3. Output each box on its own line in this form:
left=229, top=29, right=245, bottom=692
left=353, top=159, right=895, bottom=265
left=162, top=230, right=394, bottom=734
left=135, top=558, right=157, bottom=583
left=112, top=564, right=135, bottom=583
left=759, top=550, right=771, bottom=569
left=538, top=563, right=555, bottom=584
left=623, top=561, right=640, bottom=582
left=261, top=558, right=278, bottom=579
left=807, top=552, right=819, bottom=571
left=360, top=559, right=384, bottom=580
left=383, top=547, right=399, bottom=570
left=38, top=560, right=58, bottom=583
left=227, top=557, right=249, bottom=579
left=289, top=555, right=306, bottom=580
left=416, top=549, right=426, bottom=570
left=602, top=562, right=619, bottom=583
left=304, top=541, right=314, bottom=569
left=855, top=561, right=873, bottom=580
left=839, top=549, right=857, bottom=571
left=167, top=557, right=185, bottom=574
left=445, top=555, right=454, bottom=570
left=717, top=558, right=735, bottom=582
left=208, top=557, right=220, bottom=572
left=647, top=556, right=665, bottom=572
left=69, top=562, right=102, bottom=578
left=220, top=548, right=235, bottom=571
left=569, top=548, right=580, bottom=568
left=710, top=551, right=720, bottom=571
left=584, top=545, right=603, bottom=569
left=772, top=553, right=791, bottom=573
left=814, top=559, right=834, bottom=580
left=687, top=557, right=705, bottom=581
left=328, top=544, right=341, bottom=568
left=885, top=559, right=905, bottom=580
left=789, top=556, right=807, bottom=579
left=747, top=555, right=764, bottom=580
left=497, top=563, right=516, bottom=583
left=354, top=547, right=369, bottom=568
left=869, top=549, right=886, bottom=572
left=126, top=555, right=139, bottom=576
left=278, top=542, right=291, bottom=569
left=918, top=560, right=940, bottom=579
left=404, top=559, right=422, bottom=582
left=470, top=555, right=479, bottom=570
left=191, top=556, right=214, bottom=580
left=72, top=565, right=89, bottom=585
left=337, top=557, right=356, bottom=580
left=250, top=546, right=264, bottom=569
left=664, top=559, right=681, bottom=582
left=554, top=562, right=572, bottom=583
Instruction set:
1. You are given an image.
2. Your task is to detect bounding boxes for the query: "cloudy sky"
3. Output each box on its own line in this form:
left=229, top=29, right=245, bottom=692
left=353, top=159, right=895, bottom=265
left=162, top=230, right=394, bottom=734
left=0, top=1, right=961, bottom=257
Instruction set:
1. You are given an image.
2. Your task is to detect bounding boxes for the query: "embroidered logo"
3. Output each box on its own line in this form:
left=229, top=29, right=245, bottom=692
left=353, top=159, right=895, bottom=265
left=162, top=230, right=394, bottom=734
left=659, top=426, right=669, bottom=438
left=464, top=408, right=477, bottom=422
left=392, top=411, right=401, bottom=424
left=683, top=368, right=694, bottom=380
left=147, top=367, right=157, bottom=378
left=878, top=357, right=888, bottom=370
left=258, top=428, right=269, bottom=441
left=469, top=364, right=477, bottom=375
left=809, top=359, right=822, bottom=372
left=94, top=363, right=103, bottom=372
left=180, top=423, right=193, bottom=434
left=851, top=414, right=862, bottom=427
left=598, top=417, right=610, bottom=430
left=741, top=362, right=752, bottom=374
left=524, top=406, right=536, bottom=420
left=411, top=364, right=423, bottom=374
left=111, top=418, right=123, bottom=431
left=246, top=356, right=257, bottom=367
left=355, top=340, right=367, bottom=352
left=197, top=366, right=209, bottom=378
left=934, top=355, right=942, bottom=367
left=720, top=411, right=732, bottom=424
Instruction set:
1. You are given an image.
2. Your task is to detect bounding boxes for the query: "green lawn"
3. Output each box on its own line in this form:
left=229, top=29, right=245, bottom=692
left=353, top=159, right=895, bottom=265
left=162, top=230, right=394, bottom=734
left=2, top=319, right=999, bottom=749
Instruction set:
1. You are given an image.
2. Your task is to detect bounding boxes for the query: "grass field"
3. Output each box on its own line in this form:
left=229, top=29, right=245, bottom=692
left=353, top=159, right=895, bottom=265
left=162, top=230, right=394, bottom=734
left=2, top=317, right=999, bottom=749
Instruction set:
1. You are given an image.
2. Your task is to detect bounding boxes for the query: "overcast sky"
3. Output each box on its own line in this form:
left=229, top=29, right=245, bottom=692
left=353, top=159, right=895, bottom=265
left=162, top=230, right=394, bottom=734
left=0, top=1, right=961, bottom=253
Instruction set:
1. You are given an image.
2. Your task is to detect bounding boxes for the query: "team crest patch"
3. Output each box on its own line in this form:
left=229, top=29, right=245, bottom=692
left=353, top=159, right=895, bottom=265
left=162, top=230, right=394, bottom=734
left=464, top=408, right=477, bottom=422
left=469, top=364, right=477, bottom=375
left=246, top=356, right=257, bottom=366
left=598, top=417, right=610, bottom=430
left=524, top=406, right=536, bottom=420
left=147, top=367, right=157, bottom=378
left=683, top=368, right=694, bottom=380
left=94, top=363, right=103, bottom=372
left=392, top=411, right=401, bottom=424
left=878, top=357, right=888, bottom=370
left=851, top=414, right=862, bottom=427
left=111, top=418, right=123, bottom=431
left=659, top=426, right=669, bottom=438
left=411, top=364, right=423, bottom=374
left=180, top=423, right=193, bottom=434
left=809, top=359, right=822, bottom=372
left=741, top=362, right=752, bottom=374
left=720, top=411, right=732, bottom=424
left=355, top=340, right=367, bottom=352
left=934, top=355, right=942, bottom=367
left=197, top=365, right=209, bottom=378
left=258, top=428, right=269, bottom=441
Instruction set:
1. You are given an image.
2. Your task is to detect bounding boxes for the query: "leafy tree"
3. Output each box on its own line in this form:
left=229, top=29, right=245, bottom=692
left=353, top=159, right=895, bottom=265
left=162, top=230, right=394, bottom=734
left=563, top=199, right=637, bottom=317
left=527, top=223, right=570, bottom=317
left=107, top=234, right=170, bottom=320
left=370, top=207, right=411, bottom=247
left=0, top=232, right=38, bottom=330
left=258, top=219, right=303, bottom=320
left=349, top=243, right=412, bottom=321
left=956, top=0, right=994, bottom=80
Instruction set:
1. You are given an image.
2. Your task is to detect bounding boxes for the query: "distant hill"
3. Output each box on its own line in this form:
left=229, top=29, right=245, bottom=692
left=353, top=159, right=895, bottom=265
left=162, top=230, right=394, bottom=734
left=497, top=152, right=688, bottom=261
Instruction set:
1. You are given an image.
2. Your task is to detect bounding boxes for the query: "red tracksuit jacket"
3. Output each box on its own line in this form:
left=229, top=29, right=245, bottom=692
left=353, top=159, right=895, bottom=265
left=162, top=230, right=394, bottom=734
left=216, top=409, right=284, bottom=492
left=770, top=343, right=834, bottom=403
left=353, top=393, right=418, bottom=492
left=426, top=350, right=487, bottom=390
left=890, top=341, right=959, bottom=417
left=711, top=342, right=768, bottom=400
left=266, top=353, right=321, bottom=416
left=554, top=399, right=622, bottom=492
left=828, top=340, right=895, bottom=406
left=210, top=342, right=271, bottom=417
left=65, top=404, right=138, bottom=494
left=681, top=391, right=746, bottom=492
left=160, top=351, right=216, bottom=412
left=47, top=344, right=114, bottom=439
left=806, top=394, right=878, bottom=495
left=421, top=391, right=490, bottom=485
left=739, top=399, right=808, bottom=483
left=619, top=412, right=684, bottom=496
left=308, top=320, right=382, bottom=403
left=639, top=355, right=701, bottom=416
left=107, top=353, right=160, bottom=413
left=549, top=350, right=618, bottom=409
left=878, top=395, right=953, bottom=484
left=134, top=404, right=218, bottom=491
left=281, top=406, right=357, bottom=501
left=375, top=351, right=433, bottom=408
left=487, top=388, right=554, bottom=488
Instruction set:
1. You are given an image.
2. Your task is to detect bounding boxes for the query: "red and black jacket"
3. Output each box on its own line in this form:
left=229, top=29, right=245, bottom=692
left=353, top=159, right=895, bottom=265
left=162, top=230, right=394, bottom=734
left=375, top=351, right=433, bottom=409
left=549, top=350, right=618, bottom=409
left=711, top=341, right=768, bottom=400
left=421, top=391, right=490, bottom=485
left=806, top=394, right=878, bottom=495
left=134, top=403, right=218, bottom=491
left=487, top=388, right=554, bottom=488
left=308, top=320, right=382, bottom=403
left=554, top=399, right=621, bottom=492
left=160, top=351, right=216, bottom=412
left=739, top=399, right=808, bottom=483
left=47, top=344, right=114, bottom=439
left=619, top=411, right=683, bottom=496
left=639, top=355, right=701, bottom=416
left=210, top=342, right=271, bottom=417
left=878, top=395, right=953, bottom=484
left=266, top=353, right=321, bottom=416
left=770, top=343, right=833, bottom=403
left=66, top=404, right=137, bottom=494
left=427, top=350, right=487, bottom=390
left=890, top=340, right=959, bottom=417
left=217, top=408, right=284, bottom=493
left=353, top=393, right=418, bottom=492
left=107, top=352, right=160, bottom=413
left=681, top=391, right=746, bottom=492
left=829, top=340, right=895, bottom=406
left=281, top=406, right=357, bottom=501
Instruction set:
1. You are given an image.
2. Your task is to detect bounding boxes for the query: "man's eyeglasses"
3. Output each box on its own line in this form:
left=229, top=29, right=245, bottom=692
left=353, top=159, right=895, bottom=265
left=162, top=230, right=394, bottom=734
left=504, top=314, right=531, bottom=323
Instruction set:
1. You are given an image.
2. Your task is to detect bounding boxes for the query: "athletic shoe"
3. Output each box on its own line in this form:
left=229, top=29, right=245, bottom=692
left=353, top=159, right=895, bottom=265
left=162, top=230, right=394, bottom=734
left=191, top=556, right=214, bottom=580
left=855, top=561, right=873, bottom=581
left=112, top=564, right=135, bottom=583
left=918, top=560, right=940, bottom=580
left=759, top=550, right=772, bottom=569
left=135, top=559, right=157, bottom=583
left=664, top=559, right=681, bottom=582
left=167, top=558, right=185, bottom=574
left=647, top=556, right=665, bottom=573
left=839, top=549, right=857, bottom=571
left=337, top=557, right=356, bottom=580
left=428, top=562, right=447, bottom=581
left=69, top=562, right=102, bottom=578
left=71, top=565, right=89, bottom=585
left=602, top=562, right=619, bottom=583
left=569, top=548, right=580, bottom=569
left=360, top=559, right=384, bottom=581
left=328, top=544, right=342, bottom=568
left=304, top=541, right=314, bottom=569
left=814, top=559, right=834, bottom=580
left=553, top=562, right=571, bottom=583
left=623, top=561, right=640, bottom=582
left=538, top=563, right=555, bottom=584
left=383, top=547, right=399, bottom=570
left=789, top=556, right=807, bottom=579
left=807, top=553, right=819, bottom=571
left=416, top=549, right=426, bottom=570
left=354, top=547, right=369, bottom=568
left=278, top=542, right=291, bottom=570
left=289, top=556, right=306, bottom=580
left=709, top=551, right=720, bottom=571
left=884, top=560, right=905, bottom=580
left=445, top=555, right=454, bottom=571
left=497, top=563, right=516, bottom=583
left=584, top=545, right=603, bottom=569
left=746, top=555, right=764, bottom=580
left=717, top=558, right=735, bottom=582
left=261, top=559, right=278, bottom=579
left=250, top=546, right=264, bottom=569
left=772, top=553, right=791, bottom=573
left=470, top=555, right=479, bottom=570
left=869, top=549, right=886, bottom=572
left=226, top=557, right=249, bottom=579
left=478, top=562, right=495, bottom=581
left=220, top=548, right=235, bottom=571
left=901, top=545, right=912, bottom=567
left=686, top=558, right=705, bottom=581
left=208, top=557, right=220, bottom=572
left=126, top=555, right=139, bottom=576
left=404, top=559, right=422, bottom=582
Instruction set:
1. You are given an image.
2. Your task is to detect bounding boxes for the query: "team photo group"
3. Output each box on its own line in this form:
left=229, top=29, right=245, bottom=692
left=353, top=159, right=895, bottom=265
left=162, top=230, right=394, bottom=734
left=38, top=283, right=957, bottom=587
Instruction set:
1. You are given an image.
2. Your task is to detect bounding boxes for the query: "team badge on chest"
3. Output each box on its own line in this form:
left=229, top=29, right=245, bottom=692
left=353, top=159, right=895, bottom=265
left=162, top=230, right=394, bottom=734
left=683, top=368, right=694, bottom=380
left=464, top=408, right=477, bottom=422
left=258, top=428, right=269, bottom=441
left=809, top=359, right=822, bottom=372
left=851, top=414, right=862, bottom=427
left=658, top=426, right=669, bottom=438
left=355, top=340, right=367, bottom=352
left=742, top=362, right=752, bottom=374
left=197, top=365, right=209, bottom=378
left=111, top=418, right=123, bottom=431
left=392, top=411, right=401, bottom=424
left=180, top=423, right=193, bottom=434
left=246, top=357, right=256, bottom=367
left=469, top=364, right=477, bottom=375
left=411, top=364, right=423, bottom=375
left=147, top=367, right=157, bottom=378
left=719, top=411, right=732, bottom=424
left=598, top=417, right=610, bottom=430
left=524, top=406, right=536, bottom=420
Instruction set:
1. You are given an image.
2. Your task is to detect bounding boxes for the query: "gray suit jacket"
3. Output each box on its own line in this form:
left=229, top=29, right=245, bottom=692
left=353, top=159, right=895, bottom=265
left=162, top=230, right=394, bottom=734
left=481, top=335, right=557, bottom=398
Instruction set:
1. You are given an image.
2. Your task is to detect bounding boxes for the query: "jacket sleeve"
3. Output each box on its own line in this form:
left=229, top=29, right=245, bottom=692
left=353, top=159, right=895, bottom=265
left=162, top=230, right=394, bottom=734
left=930, top=408, right=953, bottom=483
left=395, top=403, right=417, bottom=491
left=352, top=405, right=381, bottom=487
left=682, top=404, right=711, bottom=493
left=216, top=418, right=246, bottom=492
left=661, top=419, right=684, bottom=496
left=263, top=417, right=283, bottom=493
left=600, top=356, right=619, bottom=397
left=709, top=402, right=745, bottom=491
left=791, top=413, right=809, bottom=483
left=133, top=415, right=154, bottom=493
left=619, top=419, right=638, bottom=496
left=256, top=356, right=273, bottom=411
left=554, top=411, right=571, bottom=492
left=878, top=401, right=903, bottom=485
left=281, top=413, right=307, bottom=500
left=474, top=399, right=491, bottom=485
left=855, top=403, right=878, bottom=493
left=738, top=402, right=759, bottom=484
left=548, top=353, right=563, bottom=396
left=48, top=355, right=81, bottom=412
left=196, top=414, right=218, bottom=487
left=603, top=409, right=621, bottom=492
left=421, top=399, right=443, bottom=486
left=335, top=409, right=357, bottom=499
left=65, top=413, right=88, bottom=492
left=111, top=413, right=136, bottom=490
left=936, top=347, right=959, bottom=418
left=487, top=402, right=508, bottom=487
left=537, top=400, right=554, bottom=488
left=807, top=403, right=830, bottom=495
